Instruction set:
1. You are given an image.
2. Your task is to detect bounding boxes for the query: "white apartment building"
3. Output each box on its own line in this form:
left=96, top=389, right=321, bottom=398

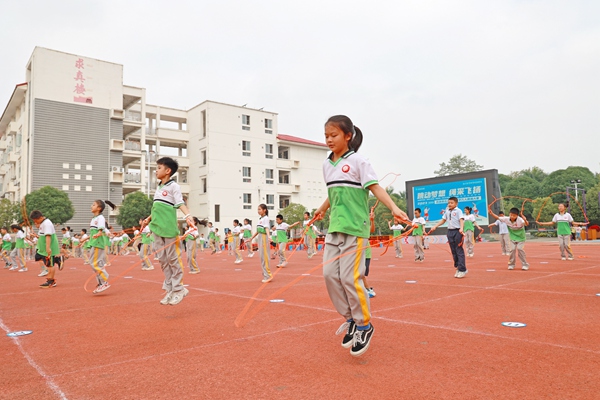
left=0, top=47, right=329, bottom=231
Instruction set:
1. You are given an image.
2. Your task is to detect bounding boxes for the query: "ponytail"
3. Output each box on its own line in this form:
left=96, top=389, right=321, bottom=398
left=325, top=115, right=363, bottom=152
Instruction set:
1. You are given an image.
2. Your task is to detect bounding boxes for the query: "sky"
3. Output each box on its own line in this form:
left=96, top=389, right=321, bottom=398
left=1, top=0, right=599, bottom=192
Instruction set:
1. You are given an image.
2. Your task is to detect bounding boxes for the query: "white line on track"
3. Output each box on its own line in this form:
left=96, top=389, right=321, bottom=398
left=0, top=318, right=69, bottom=399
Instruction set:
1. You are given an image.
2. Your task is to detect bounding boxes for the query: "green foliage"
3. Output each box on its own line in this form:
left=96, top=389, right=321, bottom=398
left=504, top=176, right=542, bottom=200
left=434, top=154, right=483, bottom=177
left=24, top=186, right=74, bottom=225
left=116, top=191, right=152, bottom=229
left=498, top=173, right=512, bottom=195
left=532, top=197, right=556, bottom=224
left=0, top=199, right=20, bottom=228
left=279, top=203, right=306, bottom=227
left=368, top=188, right=407, bottom=235
left=540, top=166, right=597, bottom=202
left=518, top=166, right=548, bottom=183
left=581, top=181, right=600, bottom=225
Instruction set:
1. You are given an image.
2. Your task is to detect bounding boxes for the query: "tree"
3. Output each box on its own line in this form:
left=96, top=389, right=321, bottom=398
left=518, top=166, right=547, bottom=183
left=368, top=188, right=406, bottom=235
left=23, top=186, right=74, bottom=225
left=504, top=176, right=542, bottom=200
left=540, top=166, right=598, bottom=202
left=116, top=191, right=152, bottom=229
left=583, top=182, right=600, bottom=226
left=498, top=173, right=512, bottom=196
left=0, top=199, right=20, bottom=228
left=532, top=197, right=556, bottom=225
left=434, top=154, right=483, bottom=176
left=279, top=203, right=306, bottom=226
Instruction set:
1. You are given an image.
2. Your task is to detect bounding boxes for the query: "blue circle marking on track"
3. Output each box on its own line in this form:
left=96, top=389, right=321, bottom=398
left=270, top=299, right=285, bottom=303
left=7, top=330, right=33, bottom=337
left=501, top=322, right=526, bottom=328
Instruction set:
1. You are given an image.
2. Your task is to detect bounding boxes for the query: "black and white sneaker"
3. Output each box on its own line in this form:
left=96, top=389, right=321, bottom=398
left=40, top=279, right=57, bottom=288
left=336, top=320, right=356, bottom=348
left=350, top=324, right=374, bottom=357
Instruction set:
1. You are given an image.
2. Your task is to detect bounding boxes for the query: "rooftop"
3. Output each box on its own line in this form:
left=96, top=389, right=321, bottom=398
left=277, top=134, right=328, bottom=149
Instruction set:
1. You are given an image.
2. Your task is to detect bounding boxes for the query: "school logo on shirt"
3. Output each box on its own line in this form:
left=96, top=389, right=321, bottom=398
left=162, top=191, right=168, bottom=196
left=342, top=164, right=350, bottom=173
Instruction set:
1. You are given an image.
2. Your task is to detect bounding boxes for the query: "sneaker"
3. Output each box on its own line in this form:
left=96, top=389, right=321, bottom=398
left=248, top=252, right=255, bottom=258
left=350, top=324, right=374, bottom=357
left=261, top=276, right=273, bottom=283
left=454, top=269, right=459, bottom=277
left=160, top=291, right=173, bottom=305
left=508, top=265, right=515, bottom=270
left=561, top=257, right=566, bottom=261
left=9, top=266, right=19, bottom=271
left=93, top=282, right=111, bottom=294
left=308, top=253, right=314, bottom=259
left=468, top=254, right=474, bottom=258
left=38, top=270, right=49, bottom=277
left=567, top=257, right=574, bottom=261
left=4, top=264, right=10, bottom=269
left=18, top=267, right=27, bottom=272
left=278, top=262, right=288, bottom=268
left=522, top=265, right=529, bottom=271
left=189, top=269, right=200, bottom=274
left=336, top=320, right=356, bottom=348
left=169, top=288, right=189, bottom=305
left=40, top=279, right=56, bottom=288
left=456, top=270, right=468, bottom=278
left=367, top=287, right=376, bottom=298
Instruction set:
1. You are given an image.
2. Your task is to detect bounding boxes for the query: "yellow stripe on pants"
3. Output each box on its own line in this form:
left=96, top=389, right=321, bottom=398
left=175, top=240, right=185, bottom=282
left=352, top=237, right=370, bottom=326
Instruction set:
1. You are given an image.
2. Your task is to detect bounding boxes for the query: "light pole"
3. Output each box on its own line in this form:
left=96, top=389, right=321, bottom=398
left=570, top=179, right=582, bottom=200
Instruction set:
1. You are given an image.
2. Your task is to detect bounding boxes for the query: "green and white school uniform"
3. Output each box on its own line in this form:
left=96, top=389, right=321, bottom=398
left=553, top=212, right=574, bottom=259
left=462, top=214, right=476, bottom=256
left=390, top=223, right=404, bottom=258
left=498, top=216, right=529, bottom=269
left=412, top=217, right=426, bottom=261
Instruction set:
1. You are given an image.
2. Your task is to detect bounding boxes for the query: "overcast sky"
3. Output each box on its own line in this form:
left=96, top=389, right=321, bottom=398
left=1, top=1, right=598, bottom=191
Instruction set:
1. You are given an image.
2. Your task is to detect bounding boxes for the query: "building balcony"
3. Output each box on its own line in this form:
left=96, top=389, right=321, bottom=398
left=8, top=152, right=19, bottom=163
left=179, top=183, right=191, bottom=194
left=276, top=159, right=300, bottom=169
left=171, top=156, right=190, bottom=168
left=122, top=181, right=143, bottom=195
left=6, top=181, right=18, bottom=193
left=123, top=114, right=143, bottom=136
left=110, top=170, right=124, bottom=183
left=156, top=127, right=188, bottom=143
left=0, top=164, right=7, bottom=175
left=8, top=121, right=18, bottom=135
left=0, top=140, right=6, bottom=150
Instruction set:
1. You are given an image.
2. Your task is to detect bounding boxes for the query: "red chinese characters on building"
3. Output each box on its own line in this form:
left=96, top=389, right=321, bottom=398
left=73, top=57, right=92, bottom=104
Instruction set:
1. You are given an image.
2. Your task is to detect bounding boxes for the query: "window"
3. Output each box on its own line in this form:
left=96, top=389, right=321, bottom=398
left=279, top=195, right=290, bottom=209
left=63, top=163, right=69, bottom=169
left=279, top=170, right=290, bottom=184
left=266, top=194, right=275, bottom=210
left=62, top=174, right=69, bottom=179
left=74, top=185, right=81, bottom=191
left=202, top=150, right=207, bottom=165
left=86, top=186, right=92, bottom=192
left=74, top=164, right=81, bottom=170
left=215, top=204, right=220, bottom=223
left=202, top=178, right=207, bottom=193
left=242, top=114, right=250, bottom=130
left=265, top=144, right=273, bottom=159
left=243, top=193, right=252, bottom=210
left=86, top=175, right=92, bottom=180
left=242, top=167, right=251, bottom=183
left=265, top=119, right=273, bottom=134
left=201, top=110, right=207, bottom=137
left=278, top=146, right=289, bottom=159
left=86, top=165, right=93, bottom=171
left=265, top=169, right=274, bottom=184
left=74, top=174, right=81, bottom=180
left=242, top=140, right=251, bottom=157
left=62, top=185, right=69, bottom=191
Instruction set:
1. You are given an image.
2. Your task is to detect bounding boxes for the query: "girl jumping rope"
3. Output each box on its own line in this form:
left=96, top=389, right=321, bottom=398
left=315, top=115, right=408, bottom=357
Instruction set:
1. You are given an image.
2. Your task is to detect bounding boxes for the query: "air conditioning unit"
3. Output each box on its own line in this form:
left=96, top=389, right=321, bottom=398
left=111, top=166, right=124, bottom=172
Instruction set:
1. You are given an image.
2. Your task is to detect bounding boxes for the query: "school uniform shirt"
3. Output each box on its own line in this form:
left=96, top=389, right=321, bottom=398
left=2, top=233, right=12, bottom=251
left=552, top=212, right=574, bottom=236
left=443, top=207, right=463, bottom=230
left=149, top=179, right=185, bottom=238
left=494, top=219, right=509, bottom=234
left=390, top=224, right=404, bottom=237
left=323, top=150, right=378, bottom=238
left=412, top=217, right=426, bottom=236
left=208, top=227, right=216, bottom=240
left=498, top=216, right=527, bottom=242
left=276, top=222, right=289, bottom=244
left=242, top=224, right=253, bottom=238
left=62, top=230, right=71, bottom=245
left=462, top=214, right=476, bottom=232
left=89, top=215, right=111, bottom=249
left=15, top=231, right=25, bottom=249
left=141, top=226, right=154, bottom=245
left=303, top=220, right=317, bottom=238
left=37, top=218, right=60, bottom=257
left=232, top=226, right=241, bottom=237
left=256, top=216, right=270, bottom=235
left=121, top=234, right=130, bottom=246
left=186, top=229, right=199, bottom=241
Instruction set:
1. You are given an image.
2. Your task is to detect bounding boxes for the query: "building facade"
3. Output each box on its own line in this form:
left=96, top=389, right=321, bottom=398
left=0, top=47, right=329, bottom=231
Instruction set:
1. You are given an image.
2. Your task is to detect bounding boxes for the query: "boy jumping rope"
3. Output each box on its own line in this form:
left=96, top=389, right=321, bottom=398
left=29, top=210, right=62, bottom=288
left=142, top=157, right=195, bottom=306
left=489, top=207, right=530, bottom=270
left=428, top=197, right=467, bottom=278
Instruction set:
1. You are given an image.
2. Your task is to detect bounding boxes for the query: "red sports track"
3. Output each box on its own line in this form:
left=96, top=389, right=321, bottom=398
left=1, top=240, right=599, bottom=399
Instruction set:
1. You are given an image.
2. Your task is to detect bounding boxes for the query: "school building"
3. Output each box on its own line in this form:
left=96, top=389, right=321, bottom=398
left=0, top=47, right=329, bottom=231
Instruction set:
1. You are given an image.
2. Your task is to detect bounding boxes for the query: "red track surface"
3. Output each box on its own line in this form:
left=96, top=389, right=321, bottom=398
left=1, top=241, right=599, bottom=399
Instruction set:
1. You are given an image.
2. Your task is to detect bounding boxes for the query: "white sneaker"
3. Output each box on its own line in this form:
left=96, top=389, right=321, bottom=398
left=261, top=276, right=273, bottom=283
left=234, top=259, right=242, bottom=264
left=18, top=268, right=27, bottom=272
left=169, top=288, right=189, bottom=305
left=93, top=282, right=111, bottom=294
left=561, top=257, right=566, bottom=261
left=9, top=266, right=19, bottom=271
left=160, top=291, right=173, bottom=305
left=521, top=265, right=529, bottom=271
left=189, top=269, right=200, bottom=274
left=567, top=257, right=574, bottom=261
left=508, top=265, right=515, bottom=270
left=248, top=252, right=255, bottom=258
left=454, top=269, right=459, bottom=277
left=456, top=270, right=468, bottom=278
left=38, top=270, right=49, bottom=277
